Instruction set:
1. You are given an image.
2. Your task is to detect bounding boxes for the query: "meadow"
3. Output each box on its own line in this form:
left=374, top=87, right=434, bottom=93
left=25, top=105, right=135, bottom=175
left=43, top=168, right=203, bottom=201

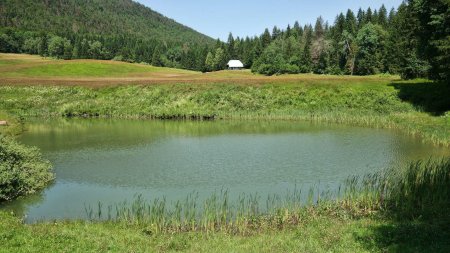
left=0, top=53, right=449, bottom=252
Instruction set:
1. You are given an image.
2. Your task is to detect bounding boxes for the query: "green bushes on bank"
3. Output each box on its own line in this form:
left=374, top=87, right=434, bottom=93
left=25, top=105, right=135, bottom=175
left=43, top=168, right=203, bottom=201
left=0, top=135, right=54, bottom=202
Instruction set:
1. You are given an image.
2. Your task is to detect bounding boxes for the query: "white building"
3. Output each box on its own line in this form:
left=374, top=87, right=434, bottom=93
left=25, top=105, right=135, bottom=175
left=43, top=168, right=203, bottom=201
left=227, top=60, right=244, bottom=70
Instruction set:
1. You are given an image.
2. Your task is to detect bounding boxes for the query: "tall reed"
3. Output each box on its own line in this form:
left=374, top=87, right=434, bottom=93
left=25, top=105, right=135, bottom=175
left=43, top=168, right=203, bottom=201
left=83, top=158, right=449, bottom=234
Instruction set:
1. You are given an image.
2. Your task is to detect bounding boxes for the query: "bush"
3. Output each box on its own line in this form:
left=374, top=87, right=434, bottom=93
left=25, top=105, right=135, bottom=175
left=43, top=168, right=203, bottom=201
left=112, top=55, right=124, bottom=62
left=0, top=135, right=54, bottom=202
left=281, top=64, right=300, bottom=74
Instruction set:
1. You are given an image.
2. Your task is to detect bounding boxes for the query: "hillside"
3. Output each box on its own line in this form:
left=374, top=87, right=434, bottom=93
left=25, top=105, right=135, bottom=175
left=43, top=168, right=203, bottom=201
left=0, top=0, right=214, bottom=71
left=0, top=0, right=213, bottom=45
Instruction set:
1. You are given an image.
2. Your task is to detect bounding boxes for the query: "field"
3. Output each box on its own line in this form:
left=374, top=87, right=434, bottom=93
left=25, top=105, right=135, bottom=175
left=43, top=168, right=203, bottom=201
left=0, top=53, right=398, bottom=86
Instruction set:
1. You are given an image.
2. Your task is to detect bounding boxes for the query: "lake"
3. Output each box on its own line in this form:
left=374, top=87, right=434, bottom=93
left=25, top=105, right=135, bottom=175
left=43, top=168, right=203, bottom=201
left=2, top=119, right=448, bottom=222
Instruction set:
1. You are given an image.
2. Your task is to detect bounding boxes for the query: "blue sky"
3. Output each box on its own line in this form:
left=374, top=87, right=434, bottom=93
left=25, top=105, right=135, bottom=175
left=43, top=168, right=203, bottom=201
left=137, top=0, right=404, bottom=41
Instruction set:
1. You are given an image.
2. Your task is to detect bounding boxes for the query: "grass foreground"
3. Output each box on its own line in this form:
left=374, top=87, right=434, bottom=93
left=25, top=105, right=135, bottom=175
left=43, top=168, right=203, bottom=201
left=1, top=210, right=448, bottom=253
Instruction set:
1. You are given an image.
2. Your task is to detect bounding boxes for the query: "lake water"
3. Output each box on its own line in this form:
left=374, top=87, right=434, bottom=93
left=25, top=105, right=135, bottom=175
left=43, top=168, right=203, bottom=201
left=2, top=119, right=448, bottom=222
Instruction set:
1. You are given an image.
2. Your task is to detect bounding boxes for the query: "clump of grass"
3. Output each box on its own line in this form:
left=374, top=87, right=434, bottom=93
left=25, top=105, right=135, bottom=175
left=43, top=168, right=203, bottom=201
left=83, top=158, right=449, bottom=234
left=384, top=159, right=450, bottom=218
left=340, top=158, right=450, bottom=219
left=84, top=187, right=326, bottom=235
left=0, top=110, right=24, bottom=136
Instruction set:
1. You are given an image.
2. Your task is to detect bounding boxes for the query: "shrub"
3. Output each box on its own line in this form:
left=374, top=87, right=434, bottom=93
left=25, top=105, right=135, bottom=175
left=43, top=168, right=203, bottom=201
left=0, top=135, right=54, bottom=202
left=112, top=55, right=124, bottom=62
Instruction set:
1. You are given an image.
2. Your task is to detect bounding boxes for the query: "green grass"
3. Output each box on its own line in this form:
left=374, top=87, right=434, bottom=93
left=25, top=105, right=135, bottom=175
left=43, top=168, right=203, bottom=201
left=0, top=59, right=27, bottom=66
left=2, top=61, right=196, bottom=78
left=0, top=211, right=382, bottom=253
left=6, top=210, right=446, bottom=253
left=0, top=110, right=23, bottom=136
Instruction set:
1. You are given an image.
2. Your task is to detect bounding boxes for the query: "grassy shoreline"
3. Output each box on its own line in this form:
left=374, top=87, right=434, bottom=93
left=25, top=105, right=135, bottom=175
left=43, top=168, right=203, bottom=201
left=2, top=207, right=448, bottom=252
left=1, top=159, right=449, bottom=252
left=1, top=80, right=449, bottom=146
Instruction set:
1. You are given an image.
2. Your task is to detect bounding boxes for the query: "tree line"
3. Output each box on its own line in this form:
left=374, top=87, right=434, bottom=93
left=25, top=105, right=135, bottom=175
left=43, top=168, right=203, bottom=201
left=0, top=29, right=211, bottom=71
left=206, top=0, right=448, bottom=80
left=1, top=0, right=448, bottom=80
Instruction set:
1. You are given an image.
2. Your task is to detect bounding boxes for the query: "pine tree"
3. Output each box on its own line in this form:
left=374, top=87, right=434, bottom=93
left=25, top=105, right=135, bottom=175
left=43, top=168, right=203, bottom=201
left=151, top=45, right=163, bottom=66
left=366, top=7, right=373, bottom=23
left=300, top=25, right=313, bottom=72
left=293, top=21, right=302, bottom=38
left=314, top=17, right=325, bottom=39
left=378, top=5, right=388, bottom=27
left=272, top=26, right=281, bottom=40
left=334, top=14, right=346, bottom=37
left=38, top=33, right=48, bottom=56
left=357, top=8, right=365, bottom=29
left=285, top=24, right=292, bottom=38
left=226, top=33, right=235, bottom=59
left=345, top=9, right=357, bottom=35
left=205, top=51, right=215, bottom=71
left=261, top=28, right=272, bottom=48
left=213, top=47, right=226, bottom=70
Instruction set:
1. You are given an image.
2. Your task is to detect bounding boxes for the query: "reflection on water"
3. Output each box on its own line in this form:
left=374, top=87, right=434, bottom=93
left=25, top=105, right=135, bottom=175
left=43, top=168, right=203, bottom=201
left=1, top=119, right=448, bottom=222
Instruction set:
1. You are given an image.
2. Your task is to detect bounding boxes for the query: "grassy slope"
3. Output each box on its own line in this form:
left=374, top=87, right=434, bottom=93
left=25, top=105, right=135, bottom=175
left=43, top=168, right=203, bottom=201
left=0, top=54, right=197, bottom=78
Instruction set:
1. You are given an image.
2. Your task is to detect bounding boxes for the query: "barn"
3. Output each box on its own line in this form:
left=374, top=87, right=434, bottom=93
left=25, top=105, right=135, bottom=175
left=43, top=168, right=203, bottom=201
left=227, top=60, right=244, bottom=70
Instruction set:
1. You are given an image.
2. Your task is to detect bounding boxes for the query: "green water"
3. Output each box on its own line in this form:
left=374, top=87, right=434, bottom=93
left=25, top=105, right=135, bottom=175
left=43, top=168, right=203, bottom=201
left=2, top=119, right=448, bottom=222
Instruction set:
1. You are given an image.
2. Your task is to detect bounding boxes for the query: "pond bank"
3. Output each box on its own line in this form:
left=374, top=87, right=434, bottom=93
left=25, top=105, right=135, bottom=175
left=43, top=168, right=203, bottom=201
left=1, top=80, right=449, bottom=146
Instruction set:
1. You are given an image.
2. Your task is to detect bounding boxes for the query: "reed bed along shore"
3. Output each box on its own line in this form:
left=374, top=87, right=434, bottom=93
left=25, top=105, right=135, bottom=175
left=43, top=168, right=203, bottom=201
left=80, top=158, right=449, bottom=235
left=1, top=158, right=448, bottom=252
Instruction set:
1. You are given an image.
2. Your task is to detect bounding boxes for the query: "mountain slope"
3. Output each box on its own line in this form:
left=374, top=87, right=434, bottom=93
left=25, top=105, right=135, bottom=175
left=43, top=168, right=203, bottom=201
left=0, top=0, right=213, bottom=45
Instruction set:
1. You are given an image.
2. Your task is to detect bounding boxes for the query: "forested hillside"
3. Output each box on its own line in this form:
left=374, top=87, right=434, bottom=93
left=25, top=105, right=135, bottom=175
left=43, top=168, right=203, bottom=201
left=0, top=0, right=214, bottom=70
